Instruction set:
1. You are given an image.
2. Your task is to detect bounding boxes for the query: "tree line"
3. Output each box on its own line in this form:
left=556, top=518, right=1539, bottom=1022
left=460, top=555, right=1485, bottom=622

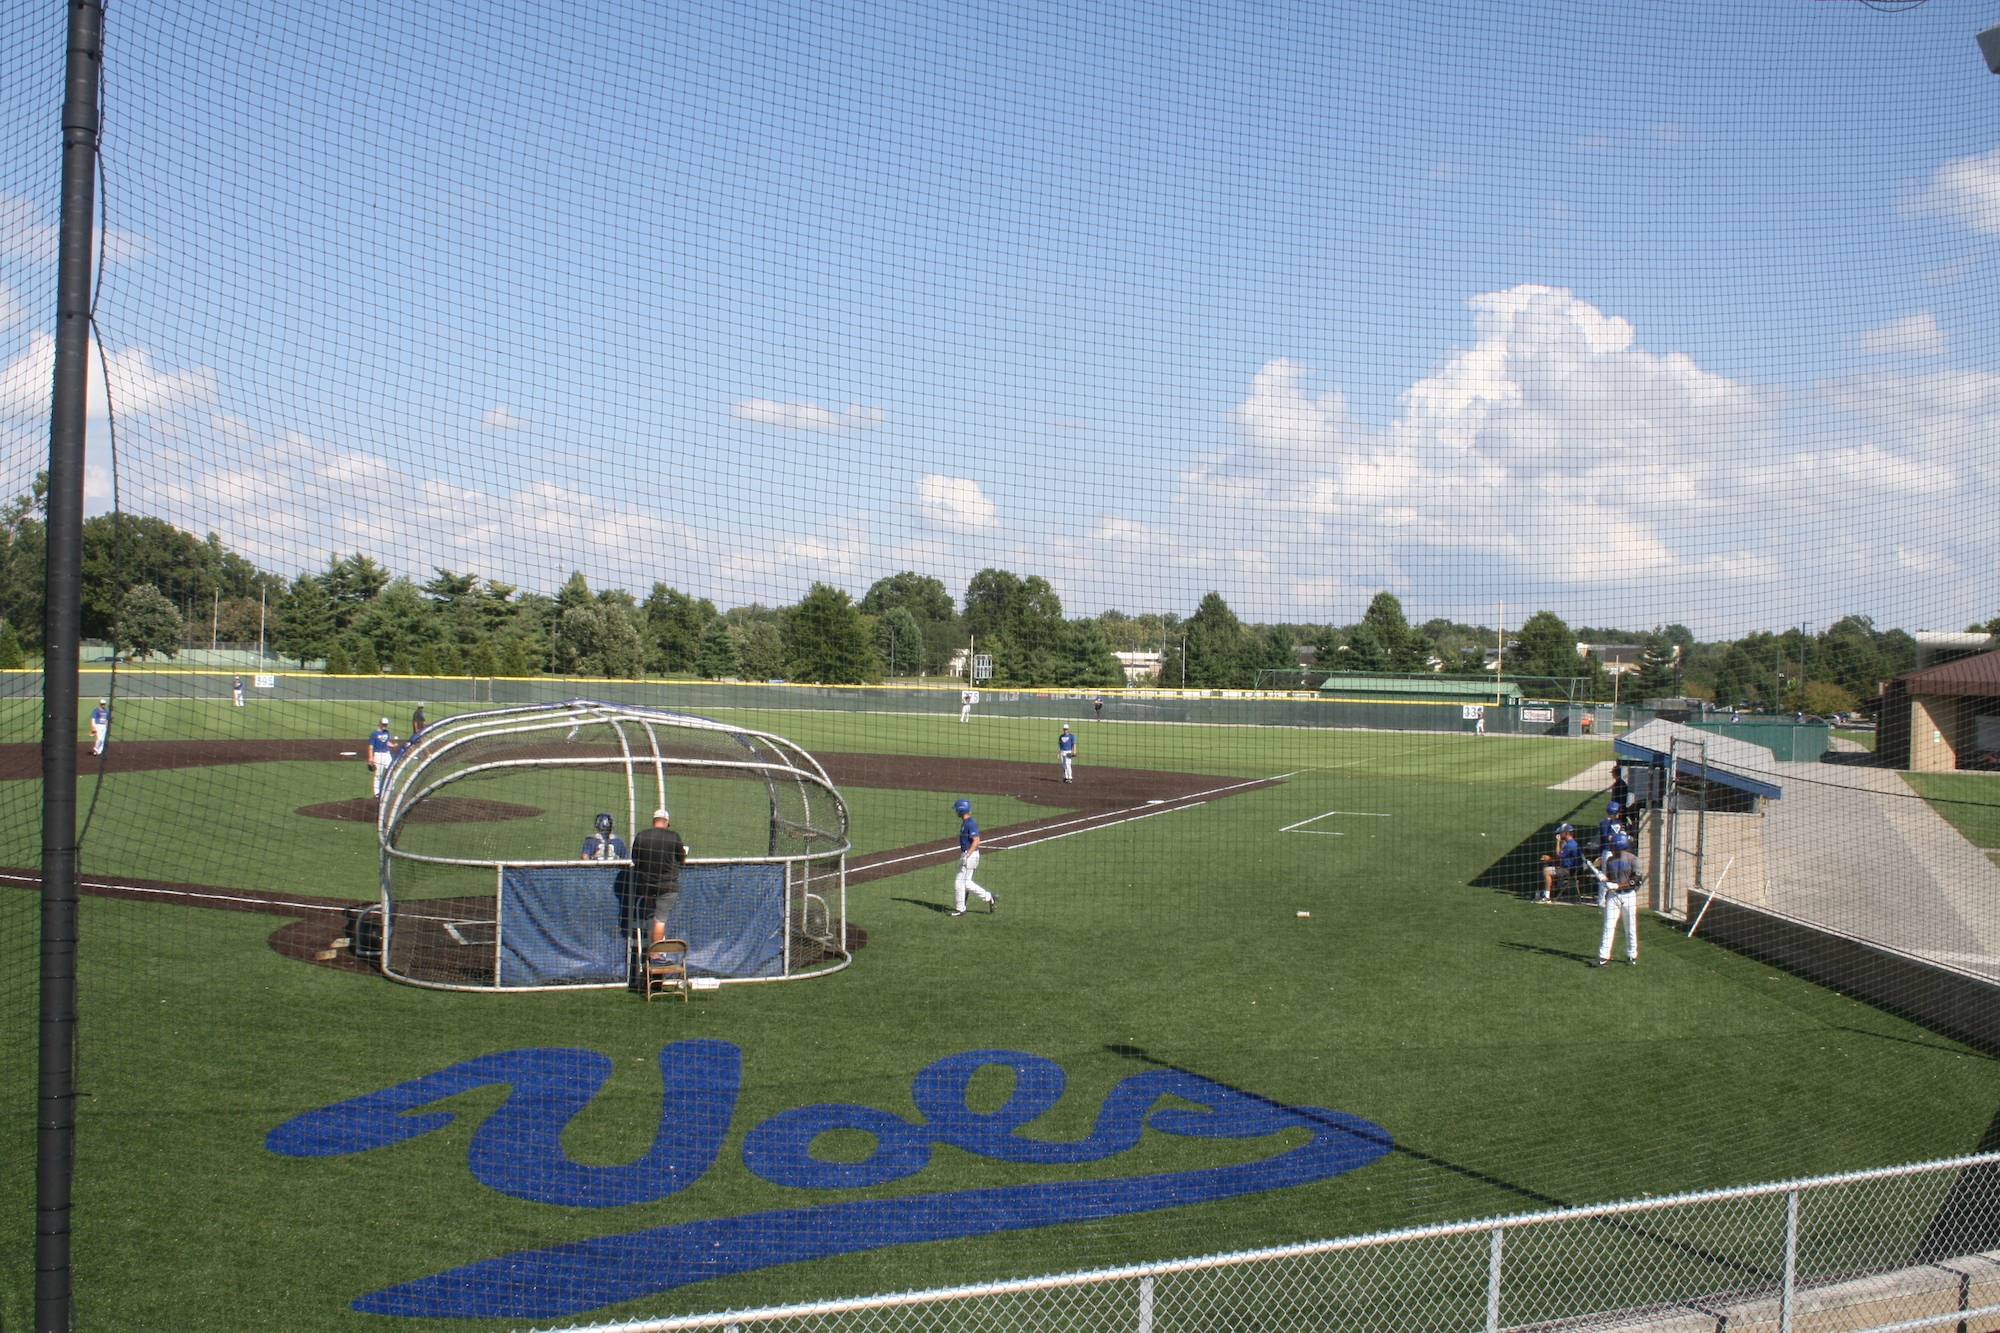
left=0, top=487, right=1952, bottom=707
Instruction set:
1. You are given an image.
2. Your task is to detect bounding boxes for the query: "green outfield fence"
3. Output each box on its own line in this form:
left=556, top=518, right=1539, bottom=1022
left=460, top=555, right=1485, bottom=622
left=21, top=669, right=1637, bottom=738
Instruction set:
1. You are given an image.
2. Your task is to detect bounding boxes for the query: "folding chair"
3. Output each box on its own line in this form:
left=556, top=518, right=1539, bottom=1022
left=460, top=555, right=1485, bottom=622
left=635, top=929, right=690, bottom=1002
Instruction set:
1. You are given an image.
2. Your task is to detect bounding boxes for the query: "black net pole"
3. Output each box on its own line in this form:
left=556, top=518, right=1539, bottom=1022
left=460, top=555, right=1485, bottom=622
left=38, top=1, right=103, bottom=1328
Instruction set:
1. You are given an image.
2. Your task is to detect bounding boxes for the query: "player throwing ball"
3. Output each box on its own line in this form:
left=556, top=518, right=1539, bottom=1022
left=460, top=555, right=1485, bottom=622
left=948, top=798, right=995, bottom=917
left=1058, top=723, right=1076, bottom=782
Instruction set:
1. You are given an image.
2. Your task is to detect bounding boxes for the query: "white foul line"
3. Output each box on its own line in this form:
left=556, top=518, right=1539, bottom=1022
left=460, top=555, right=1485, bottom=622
left=995, top=801, right=1207, bottom=851
left=855, top=771, right=1292, bottom=875
left=0, top=870, right=350, bottom=915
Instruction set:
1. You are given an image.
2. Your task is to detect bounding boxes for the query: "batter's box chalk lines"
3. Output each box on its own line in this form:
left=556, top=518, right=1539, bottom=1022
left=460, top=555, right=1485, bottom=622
left=1280, top=810, right=1392, bottom=835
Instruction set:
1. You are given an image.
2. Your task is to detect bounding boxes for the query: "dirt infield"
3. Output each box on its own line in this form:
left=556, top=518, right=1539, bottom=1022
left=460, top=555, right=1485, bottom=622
left=2, top=739, right=1281, bottom=975
left=298, top=796, right=545, bottom=824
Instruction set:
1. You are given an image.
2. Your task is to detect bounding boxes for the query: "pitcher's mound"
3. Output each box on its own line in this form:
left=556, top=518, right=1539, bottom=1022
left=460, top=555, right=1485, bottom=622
left=298, top=797, right=544, bottom=824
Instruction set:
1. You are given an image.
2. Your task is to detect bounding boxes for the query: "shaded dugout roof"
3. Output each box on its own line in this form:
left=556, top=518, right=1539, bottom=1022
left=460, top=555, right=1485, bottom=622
left=1888, top=647, right=2000, bottom=698
left=1615, top=718, right=1783, bottom=801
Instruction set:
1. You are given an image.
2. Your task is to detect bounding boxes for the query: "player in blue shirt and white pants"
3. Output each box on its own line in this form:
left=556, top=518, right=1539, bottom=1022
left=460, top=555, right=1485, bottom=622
left=1592, top=834, right=1641, bottom=967
left=366, top=718, right=396, bottom=797
left=949, top=798, right=995, bottom=916
left=89, top=699, right=109, bottom=755
left=1058, top=724, right=1076, bottom=782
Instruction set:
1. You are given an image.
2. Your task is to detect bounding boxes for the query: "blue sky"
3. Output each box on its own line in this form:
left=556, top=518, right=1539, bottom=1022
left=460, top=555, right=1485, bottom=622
left=2, top=0, right=1998, bottom=637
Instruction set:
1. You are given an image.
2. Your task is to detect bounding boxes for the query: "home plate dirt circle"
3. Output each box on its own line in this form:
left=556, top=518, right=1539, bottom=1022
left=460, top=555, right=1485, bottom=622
left=296, top=796, right=545, bottom=824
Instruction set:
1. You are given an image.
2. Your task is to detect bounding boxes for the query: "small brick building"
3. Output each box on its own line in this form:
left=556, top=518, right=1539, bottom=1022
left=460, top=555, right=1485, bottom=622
left=1876, top=649, right=2000, bottom=772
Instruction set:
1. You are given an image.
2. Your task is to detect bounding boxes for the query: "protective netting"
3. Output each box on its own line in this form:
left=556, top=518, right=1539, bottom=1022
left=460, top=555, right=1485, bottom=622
left=5, top=0, right=2000, bottom=1327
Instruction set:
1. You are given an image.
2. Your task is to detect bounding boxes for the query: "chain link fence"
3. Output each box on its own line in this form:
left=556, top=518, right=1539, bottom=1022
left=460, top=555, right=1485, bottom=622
left=555, top=1155, right=2000, bottom=1333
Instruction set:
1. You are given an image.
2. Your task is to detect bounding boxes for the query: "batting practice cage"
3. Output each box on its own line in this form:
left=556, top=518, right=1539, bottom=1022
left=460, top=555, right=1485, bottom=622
left=16, top=0, right=2000, bottom=1330
left=375, top=700, right=849, bottom=990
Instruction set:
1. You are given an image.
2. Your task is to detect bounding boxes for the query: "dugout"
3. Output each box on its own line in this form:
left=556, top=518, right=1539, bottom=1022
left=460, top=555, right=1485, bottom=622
left=1616, top=719, right=1784, bottom=917
left=374, top=699, right=850, bottom=992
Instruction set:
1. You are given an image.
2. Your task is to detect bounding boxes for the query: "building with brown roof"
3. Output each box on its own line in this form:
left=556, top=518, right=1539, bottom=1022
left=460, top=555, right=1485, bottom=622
left=1875, top=648, right=2000, bottom=771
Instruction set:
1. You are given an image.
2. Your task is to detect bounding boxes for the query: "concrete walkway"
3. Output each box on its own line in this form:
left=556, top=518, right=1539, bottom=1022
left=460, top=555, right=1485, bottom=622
left=1749, top=759, right=2000, bottom=981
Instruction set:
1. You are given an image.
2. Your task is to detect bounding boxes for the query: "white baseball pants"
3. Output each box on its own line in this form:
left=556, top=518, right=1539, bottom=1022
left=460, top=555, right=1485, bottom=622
left=954, top=850, right=991, bottom=911
left=1598, top=888, right=1638, bottom=962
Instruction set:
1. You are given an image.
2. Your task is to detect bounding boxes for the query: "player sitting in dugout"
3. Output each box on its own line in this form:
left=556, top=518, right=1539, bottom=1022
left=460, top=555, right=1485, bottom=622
left=1538, top=823, right=1583, bottom=903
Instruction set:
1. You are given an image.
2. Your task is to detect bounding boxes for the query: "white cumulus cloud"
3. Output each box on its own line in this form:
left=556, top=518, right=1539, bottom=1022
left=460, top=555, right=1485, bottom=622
left=1910, top=146, right=2000, bottom=235
left=731, top=398, right=884, bottom=432
left=917, top=474, right=996, bottom=532
left=1859, top=313, right=1944, bottom=358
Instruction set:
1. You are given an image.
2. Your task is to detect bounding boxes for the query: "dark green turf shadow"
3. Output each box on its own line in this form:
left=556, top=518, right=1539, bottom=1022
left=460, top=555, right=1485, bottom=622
left=1104, top=1043, right=1782, bottom=1286
left=1912, top=1106, right=2000, bottom=1264
left=890, top=896, right=963, bottom=915
left=1499, top=940, right=1601, bottom=967
left=1470, top=797, right=1607, bottom=901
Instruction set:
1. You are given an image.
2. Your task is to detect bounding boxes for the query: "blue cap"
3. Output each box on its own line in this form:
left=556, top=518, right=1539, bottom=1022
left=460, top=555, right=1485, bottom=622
left=1606, top=801, right=1622, bottom=815
left=1557, top=823, right=1574, bottom=834
left=953, top=799, right=972, bottom=815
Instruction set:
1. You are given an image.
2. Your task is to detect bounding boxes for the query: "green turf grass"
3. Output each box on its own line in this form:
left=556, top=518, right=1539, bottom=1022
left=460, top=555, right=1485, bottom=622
left=1, top=712, right=1992, bottom=1330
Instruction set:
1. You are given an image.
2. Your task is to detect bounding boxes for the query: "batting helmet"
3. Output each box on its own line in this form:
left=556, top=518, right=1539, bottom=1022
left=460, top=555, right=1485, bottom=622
left=1557, top=823, right=1574, bottom=834
left=1610, top=832, right=1634, bottom=851
left=1606, top=801, right=1622, bottom=815
left=953, top=799, right=972, bottom=815
left=594, top=812, right=614, bottom=833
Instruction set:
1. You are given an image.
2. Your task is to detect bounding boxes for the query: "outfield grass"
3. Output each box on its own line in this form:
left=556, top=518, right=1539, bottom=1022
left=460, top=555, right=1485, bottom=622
left=1902, top=771, right=2000, bottom=868
left=2, top=703, right=1994, bottom=1330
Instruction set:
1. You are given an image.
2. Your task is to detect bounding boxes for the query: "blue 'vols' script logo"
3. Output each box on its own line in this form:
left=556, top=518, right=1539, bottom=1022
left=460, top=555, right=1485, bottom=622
left=266, top=1041, right=1392, bottom=1320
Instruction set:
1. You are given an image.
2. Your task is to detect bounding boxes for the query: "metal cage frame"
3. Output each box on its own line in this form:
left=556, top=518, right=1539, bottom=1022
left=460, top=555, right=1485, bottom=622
left=374, top=698, right=851, bottom=992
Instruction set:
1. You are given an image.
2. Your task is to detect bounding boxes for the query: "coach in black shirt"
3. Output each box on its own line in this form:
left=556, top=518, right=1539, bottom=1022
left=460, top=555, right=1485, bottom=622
left=630, top=807, right=689, bottom=948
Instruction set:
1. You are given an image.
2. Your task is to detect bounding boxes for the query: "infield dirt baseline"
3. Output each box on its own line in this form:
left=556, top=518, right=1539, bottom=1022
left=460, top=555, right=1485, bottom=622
left=0, top=745, right=1291, bottom=960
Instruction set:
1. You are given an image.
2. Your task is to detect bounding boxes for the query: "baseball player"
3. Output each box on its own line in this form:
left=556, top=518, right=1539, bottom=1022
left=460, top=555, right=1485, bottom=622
left=231, top=676, right=244, bottom=708
left=89, top=698, right=109, bottom=755
left=1595, top=801, right=1626, bottom=867
left=959, top=690, right=974, bottom=724
left=1057, top=723, right=1076, bottom=782
left=948, top=798, right=995, bottom=917
left=366, top=717, right=396, bottom=797
left=1092, top=695, right=1103, bottom=721
left=1591, top=832, right=1641, bottom=967
left=1538, top=823, right=1582, bottom=903
left=580, top=812, right=627, bottom=862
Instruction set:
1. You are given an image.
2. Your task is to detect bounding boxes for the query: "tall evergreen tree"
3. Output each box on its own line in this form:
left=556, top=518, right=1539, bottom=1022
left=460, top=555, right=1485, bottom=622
left=273, top=575, right=336, bottom=668
left=783, top=584, right=881, bottom=684
left=1182, top=592, right=1250, bottom=688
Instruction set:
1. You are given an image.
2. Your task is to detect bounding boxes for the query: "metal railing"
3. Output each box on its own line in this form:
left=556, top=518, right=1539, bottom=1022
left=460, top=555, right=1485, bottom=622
left=558, top=1153, right=2000, bottom=1333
